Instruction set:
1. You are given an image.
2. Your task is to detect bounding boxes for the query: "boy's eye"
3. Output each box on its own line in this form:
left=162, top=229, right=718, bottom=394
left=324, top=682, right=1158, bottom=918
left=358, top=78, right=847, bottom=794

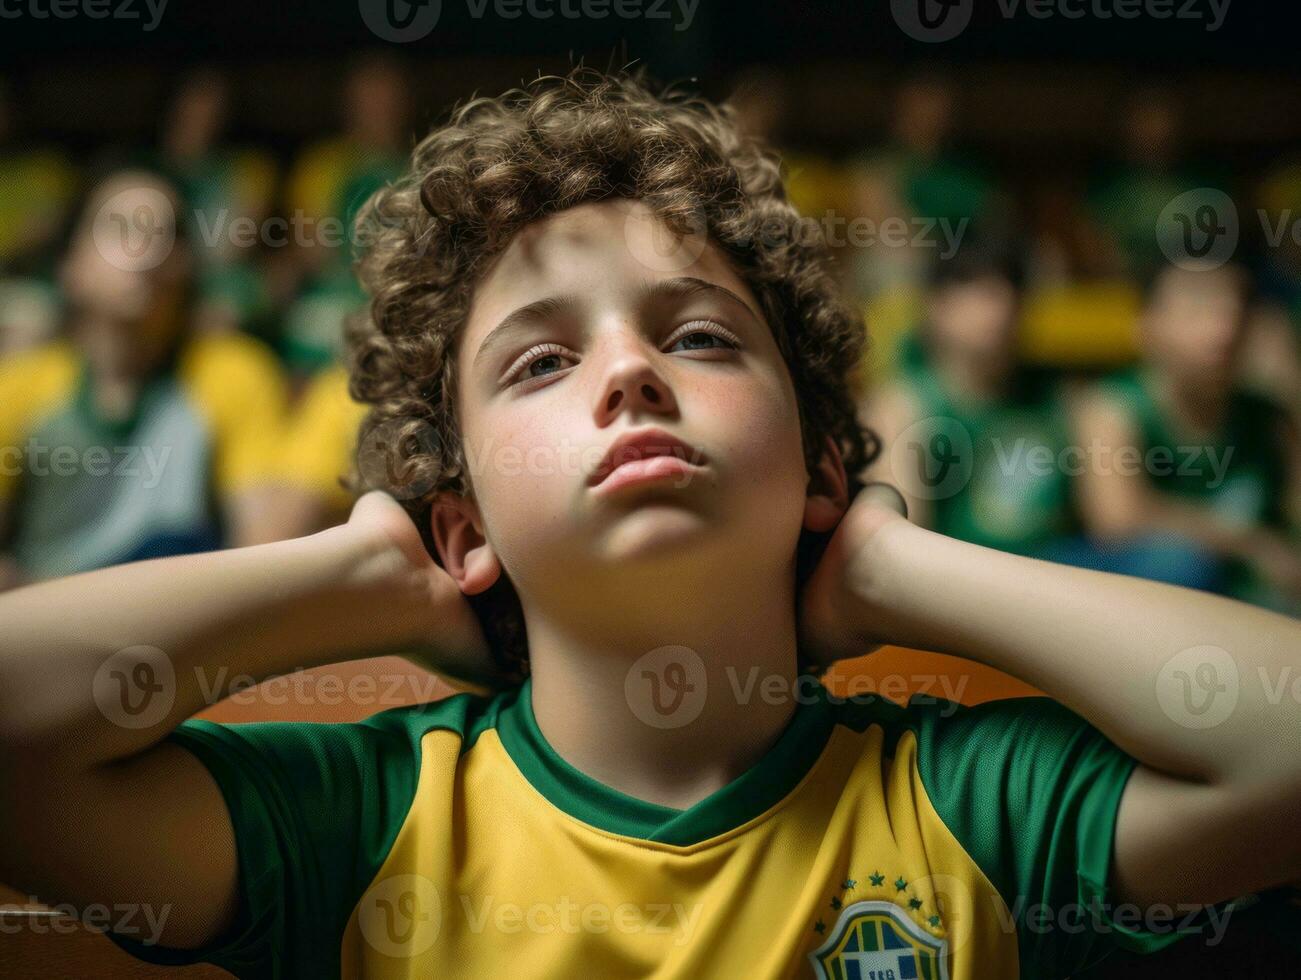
left=665, top=319, right=742, bottom=353
left=507, top=344, right=573, bottom=386
left=505, top=321, right=740, bottom=388
left=669, top=329, right=734, bottom=352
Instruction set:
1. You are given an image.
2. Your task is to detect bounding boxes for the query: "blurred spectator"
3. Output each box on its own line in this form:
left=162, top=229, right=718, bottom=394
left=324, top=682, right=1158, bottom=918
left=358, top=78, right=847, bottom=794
left=1086, top=85, right=1223, bottom=282
left=1244, top=162, right=1301, bottom=406
left=862, top=243, right=1081, bottom=558
left=0, top=77, right=79, bottom=272
left=1073, top=262, right=1301, bottom=612
left=280, top=53, right=409, bottom=378
left=155, top=68, right=278, bottom=341
left=0, top=78, right=77, bottom=358
left=265, top=364, right=367, bottom=538
left=0, top=277, right=61, bottom=357
left=0, top=169, right=290, bottom=590
left=847, top=72, right=1004, bottom=302
left=844, top=73, right=1008, bottom=381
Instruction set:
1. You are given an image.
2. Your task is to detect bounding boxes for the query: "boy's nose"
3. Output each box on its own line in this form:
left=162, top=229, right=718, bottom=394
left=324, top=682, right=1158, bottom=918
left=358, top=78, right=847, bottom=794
left=592, top=338, right=678, bottom=426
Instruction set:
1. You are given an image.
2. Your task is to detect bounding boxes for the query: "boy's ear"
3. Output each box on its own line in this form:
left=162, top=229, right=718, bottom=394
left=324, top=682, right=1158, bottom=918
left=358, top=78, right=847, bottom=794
left=803, top=434, right=850, bottom=534
left=429, top=493, right=502, bottom=596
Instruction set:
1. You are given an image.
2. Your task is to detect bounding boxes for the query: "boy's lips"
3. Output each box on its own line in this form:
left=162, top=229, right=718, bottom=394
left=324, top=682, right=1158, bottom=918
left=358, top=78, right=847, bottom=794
left=588, top=428, right=707, bottom=488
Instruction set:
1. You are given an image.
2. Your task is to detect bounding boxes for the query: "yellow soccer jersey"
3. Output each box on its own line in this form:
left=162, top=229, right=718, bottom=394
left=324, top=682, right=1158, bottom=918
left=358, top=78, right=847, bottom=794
left=0, top=334, right=285, bottom=577
left=108, top=675, right=1207, bottom=979
left=279, top=366, right=367, bottom=515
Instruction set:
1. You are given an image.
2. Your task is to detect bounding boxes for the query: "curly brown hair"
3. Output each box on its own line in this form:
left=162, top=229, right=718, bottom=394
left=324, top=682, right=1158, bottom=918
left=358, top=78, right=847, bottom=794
left=345, top=67, right=877, bottom=682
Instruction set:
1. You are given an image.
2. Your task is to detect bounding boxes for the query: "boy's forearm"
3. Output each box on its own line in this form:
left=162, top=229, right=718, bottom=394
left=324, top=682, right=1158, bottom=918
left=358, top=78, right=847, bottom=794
left=855, top=520, right=1301, bottom=786
left=0, top=524, right=430, bottom=768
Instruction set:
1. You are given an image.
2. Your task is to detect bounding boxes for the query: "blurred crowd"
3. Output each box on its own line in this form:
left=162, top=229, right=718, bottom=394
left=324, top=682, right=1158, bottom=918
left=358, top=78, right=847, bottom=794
left=0, top=59, right=1297, bottom=615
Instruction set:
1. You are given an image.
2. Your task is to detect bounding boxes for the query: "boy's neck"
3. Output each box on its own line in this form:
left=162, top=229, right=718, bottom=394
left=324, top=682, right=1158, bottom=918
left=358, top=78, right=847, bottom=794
left=523, top=562, right=804, bottom=812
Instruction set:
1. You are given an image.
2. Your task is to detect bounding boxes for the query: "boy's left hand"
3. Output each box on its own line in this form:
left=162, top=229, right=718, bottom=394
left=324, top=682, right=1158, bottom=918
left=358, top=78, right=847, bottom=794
left=798, top=482, right=910, bottom=668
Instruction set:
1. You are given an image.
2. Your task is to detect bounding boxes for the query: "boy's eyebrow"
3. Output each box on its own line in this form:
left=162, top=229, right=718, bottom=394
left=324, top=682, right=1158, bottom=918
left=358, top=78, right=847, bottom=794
left=473, top=295, right=575, bottom=370
left=639, top=276, right=763, bottom=323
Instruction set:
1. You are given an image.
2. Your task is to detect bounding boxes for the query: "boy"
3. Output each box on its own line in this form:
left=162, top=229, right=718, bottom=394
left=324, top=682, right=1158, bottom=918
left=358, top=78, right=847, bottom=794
left=1074, top=261, right=1301, bottom=612
left=2, top=71, right=1299, bottom=979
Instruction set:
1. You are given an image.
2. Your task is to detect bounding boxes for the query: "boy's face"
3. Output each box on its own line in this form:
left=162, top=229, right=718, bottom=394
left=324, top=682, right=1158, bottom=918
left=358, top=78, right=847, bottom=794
left=440, top=198, right=839, bottom=601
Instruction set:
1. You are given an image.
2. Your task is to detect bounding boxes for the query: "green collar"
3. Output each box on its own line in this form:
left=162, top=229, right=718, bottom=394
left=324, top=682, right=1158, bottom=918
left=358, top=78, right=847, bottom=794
left=495, top=673, right=838, bottom=846
left=71, top=361, right=174, bottom=442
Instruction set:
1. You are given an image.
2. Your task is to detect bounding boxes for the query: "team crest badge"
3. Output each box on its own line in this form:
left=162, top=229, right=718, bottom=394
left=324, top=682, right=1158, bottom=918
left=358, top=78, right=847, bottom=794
left=809, top=900, right=949, bottom=980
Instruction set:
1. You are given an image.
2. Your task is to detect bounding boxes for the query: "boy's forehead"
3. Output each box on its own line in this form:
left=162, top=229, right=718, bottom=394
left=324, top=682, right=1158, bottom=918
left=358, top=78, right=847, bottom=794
left=463, top=198, right=762, bottom=353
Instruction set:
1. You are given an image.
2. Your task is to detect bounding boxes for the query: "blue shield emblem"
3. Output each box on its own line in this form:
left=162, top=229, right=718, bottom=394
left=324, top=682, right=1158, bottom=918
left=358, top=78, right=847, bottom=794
left=809, top=900, right=949, bottom=980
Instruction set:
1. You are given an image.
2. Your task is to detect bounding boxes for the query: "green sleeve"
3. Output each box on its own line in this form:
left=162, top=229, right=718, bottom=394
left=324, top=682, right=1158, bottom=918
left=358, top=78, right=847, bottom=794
left=103, top=706, right=441, bottom=979
left=902, top=695, right=1212, bottom=978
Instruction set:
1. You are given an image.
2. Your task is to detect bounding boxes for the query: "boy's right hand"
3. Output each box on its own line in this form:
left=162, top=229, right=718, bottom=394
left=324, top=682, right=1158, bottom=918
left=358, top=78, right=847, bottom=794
left=345, top=490, right=503, bottom=691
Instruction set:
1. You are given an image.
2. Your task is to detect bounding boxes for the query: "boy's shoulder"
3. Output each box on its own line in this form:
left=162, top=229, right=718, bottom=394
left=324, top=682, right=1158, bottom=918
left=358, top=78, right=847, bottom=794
left=827, top=688, right=1135, bottom=826
left=360, top=683, right=516, bottom=751
left=829, top=687, right=1089, bottom=750
left=177, top=681, right=518, bottom=761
